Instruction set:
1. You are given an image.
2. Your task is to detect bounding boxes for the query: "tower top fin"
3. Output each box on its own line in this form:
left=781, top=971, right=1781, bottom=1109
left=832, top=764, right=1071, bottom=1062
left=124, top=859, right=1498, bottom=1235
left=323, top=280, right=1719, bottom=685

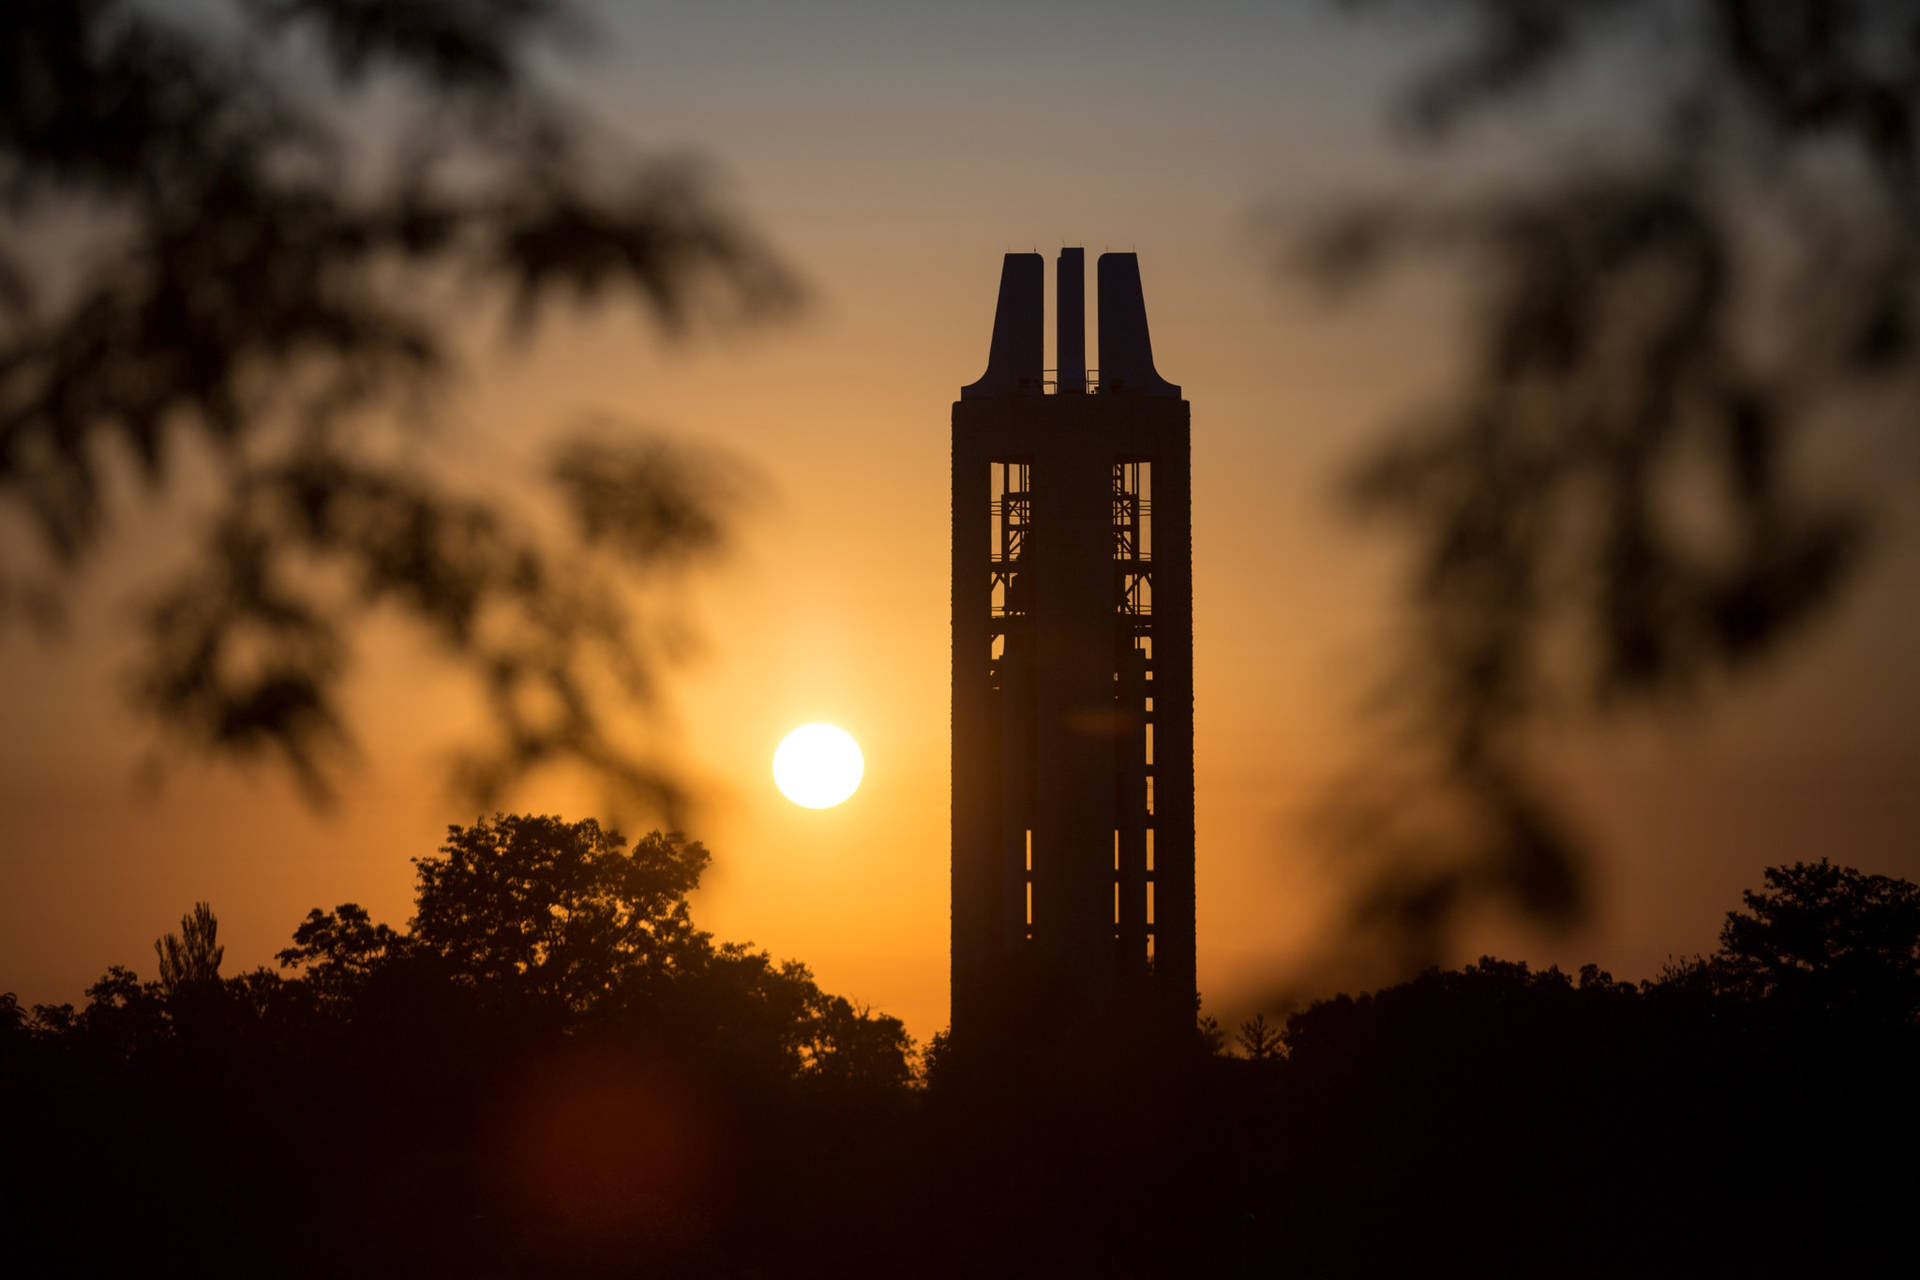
left=1056, top=248, right=1086, bottom=395
left=1096, top=253, right=1180, bottom=398
left=961, top=253, right=1044, bottom=399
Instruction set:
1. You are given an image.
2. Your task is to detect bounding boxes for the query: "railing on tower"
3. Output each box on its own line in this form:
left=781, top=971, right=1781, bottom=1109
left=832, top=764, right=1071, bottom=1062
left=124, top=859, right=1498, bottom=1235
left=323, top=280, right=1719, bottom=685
left=1040, top=369, right=1104, bottom=395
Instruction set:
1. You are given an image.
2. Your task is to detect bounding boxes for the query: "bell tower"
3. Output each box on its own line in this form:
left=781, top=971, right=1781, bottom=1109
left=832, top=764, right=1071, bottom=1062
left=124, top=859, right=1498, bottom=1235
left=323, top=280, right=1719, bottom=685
left=950, top=249, right=1195, bottom=1045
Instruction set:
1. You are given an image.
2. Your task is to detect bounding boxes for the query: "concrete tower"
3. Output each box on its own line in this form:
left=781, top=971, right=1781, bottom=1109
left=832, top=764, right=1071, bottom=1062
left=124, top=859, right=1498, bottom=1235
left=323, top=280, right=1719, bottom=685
left=951, top=249, right=1195, bottom=1045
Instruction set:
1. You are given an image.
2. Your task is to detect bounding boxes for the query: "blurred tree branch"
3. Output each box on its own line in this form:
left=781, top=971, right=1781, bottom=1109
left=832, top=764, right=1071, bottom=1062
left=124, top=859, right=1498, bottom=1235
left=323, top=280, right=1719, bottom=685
left=1304, top=0, right=1918, bottom=972
left=2, top=1, right=800, bottom=812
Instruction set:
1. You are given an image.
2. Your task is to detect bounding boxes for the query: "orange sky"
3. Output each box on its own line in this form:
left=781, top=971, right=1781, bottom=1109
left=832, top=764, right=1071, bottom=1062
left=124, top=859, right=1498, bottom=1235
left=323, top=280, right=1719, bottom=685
left=4, top=2, right=1918, bottom=1045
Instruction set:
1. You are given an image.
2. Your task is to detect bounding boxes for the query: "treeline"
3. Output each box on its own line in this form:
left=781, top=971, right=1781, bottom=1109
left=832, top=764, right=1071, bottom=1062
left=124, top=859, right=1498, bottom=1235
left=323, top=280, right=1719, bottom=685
left=1, top=815, right=920, bottom=1277
left=1234, top=861, right=1920, bottom=1277
left=4, top=833, right=1916, bottom=1277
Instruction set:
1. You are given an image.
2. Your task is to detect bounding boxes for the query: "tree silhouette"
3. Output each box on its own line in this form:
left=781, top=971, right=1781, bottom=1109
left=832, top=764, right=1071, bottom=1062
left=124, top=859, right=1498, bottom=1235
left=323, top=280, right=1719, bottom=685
left=411, top=814, right=708, bottom=1008
left=1708, top=858, right=1920, bottom=1022
left=1, top=812, right=919, bottom=1273
left=1256, top=900, right=1920, bottom=1278
left=153, top=901, right=223, bottom=992
left=1234, top=1011, right=1285, bottom=1062
left=266, top=812, right=916, bottom=1081
left=3, top=1, right=797, bottom=812
left=274, top=900, right=411, bottom=1007
left=8, top=857, right=1916, bottom=1275
left=1195, top=1010, right=1225, bottom=1055
left=1309, top=0, right=1918, bottom=968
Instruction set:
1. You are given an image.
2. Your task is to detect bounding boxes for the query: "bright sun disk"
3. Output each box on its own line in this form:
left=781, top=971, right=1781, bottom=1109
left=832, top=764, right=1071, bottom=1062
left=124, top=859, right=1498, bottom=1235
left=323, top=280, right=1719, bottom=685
left=772, top=723, right=864, bottom=809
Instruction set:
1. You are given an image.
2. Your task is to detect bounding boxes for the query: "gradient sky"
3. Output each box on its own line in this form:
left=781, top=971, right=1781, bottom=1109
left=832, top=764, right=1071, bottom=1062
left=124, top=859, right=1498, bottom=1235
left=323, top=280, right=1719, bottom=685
left=4, top=0, right=1918, bottom=1044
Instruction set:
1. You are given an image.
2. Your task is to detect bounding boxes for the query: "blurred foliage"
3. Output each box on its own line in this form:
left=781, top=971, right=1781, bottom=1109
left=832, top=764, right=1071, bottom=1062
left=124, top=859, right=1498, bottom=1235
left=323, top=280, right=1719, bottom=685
left=1306, top=0, right=1919, bottom=971
left=2, top=1, right=798, bottom=811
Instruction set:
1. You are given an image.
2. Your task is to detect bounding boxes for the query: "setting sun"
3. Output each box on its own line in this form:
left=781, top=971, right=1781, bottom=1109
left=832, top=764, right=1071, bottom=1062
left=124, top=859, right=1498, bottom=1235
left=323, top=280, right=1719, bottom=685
left=772, top=723, right=864, bottom=809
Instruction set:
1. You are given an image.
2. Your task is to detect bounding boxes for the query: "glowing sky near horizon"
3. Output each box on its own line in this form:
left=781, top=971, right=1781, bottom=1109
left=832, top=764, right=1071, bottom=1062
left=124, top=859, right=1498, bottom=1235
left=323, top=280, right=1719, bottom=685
left=2, top=0, right=1917, bottom=1045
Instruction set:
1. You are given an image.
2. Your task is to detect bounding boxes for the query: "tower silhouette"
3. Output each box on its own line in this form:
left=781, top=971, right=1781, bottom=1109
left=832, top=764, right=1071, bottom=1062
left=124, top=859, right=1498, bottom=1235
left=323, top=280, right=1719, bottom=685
left=951, top=249, right=1195, bottom=1046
